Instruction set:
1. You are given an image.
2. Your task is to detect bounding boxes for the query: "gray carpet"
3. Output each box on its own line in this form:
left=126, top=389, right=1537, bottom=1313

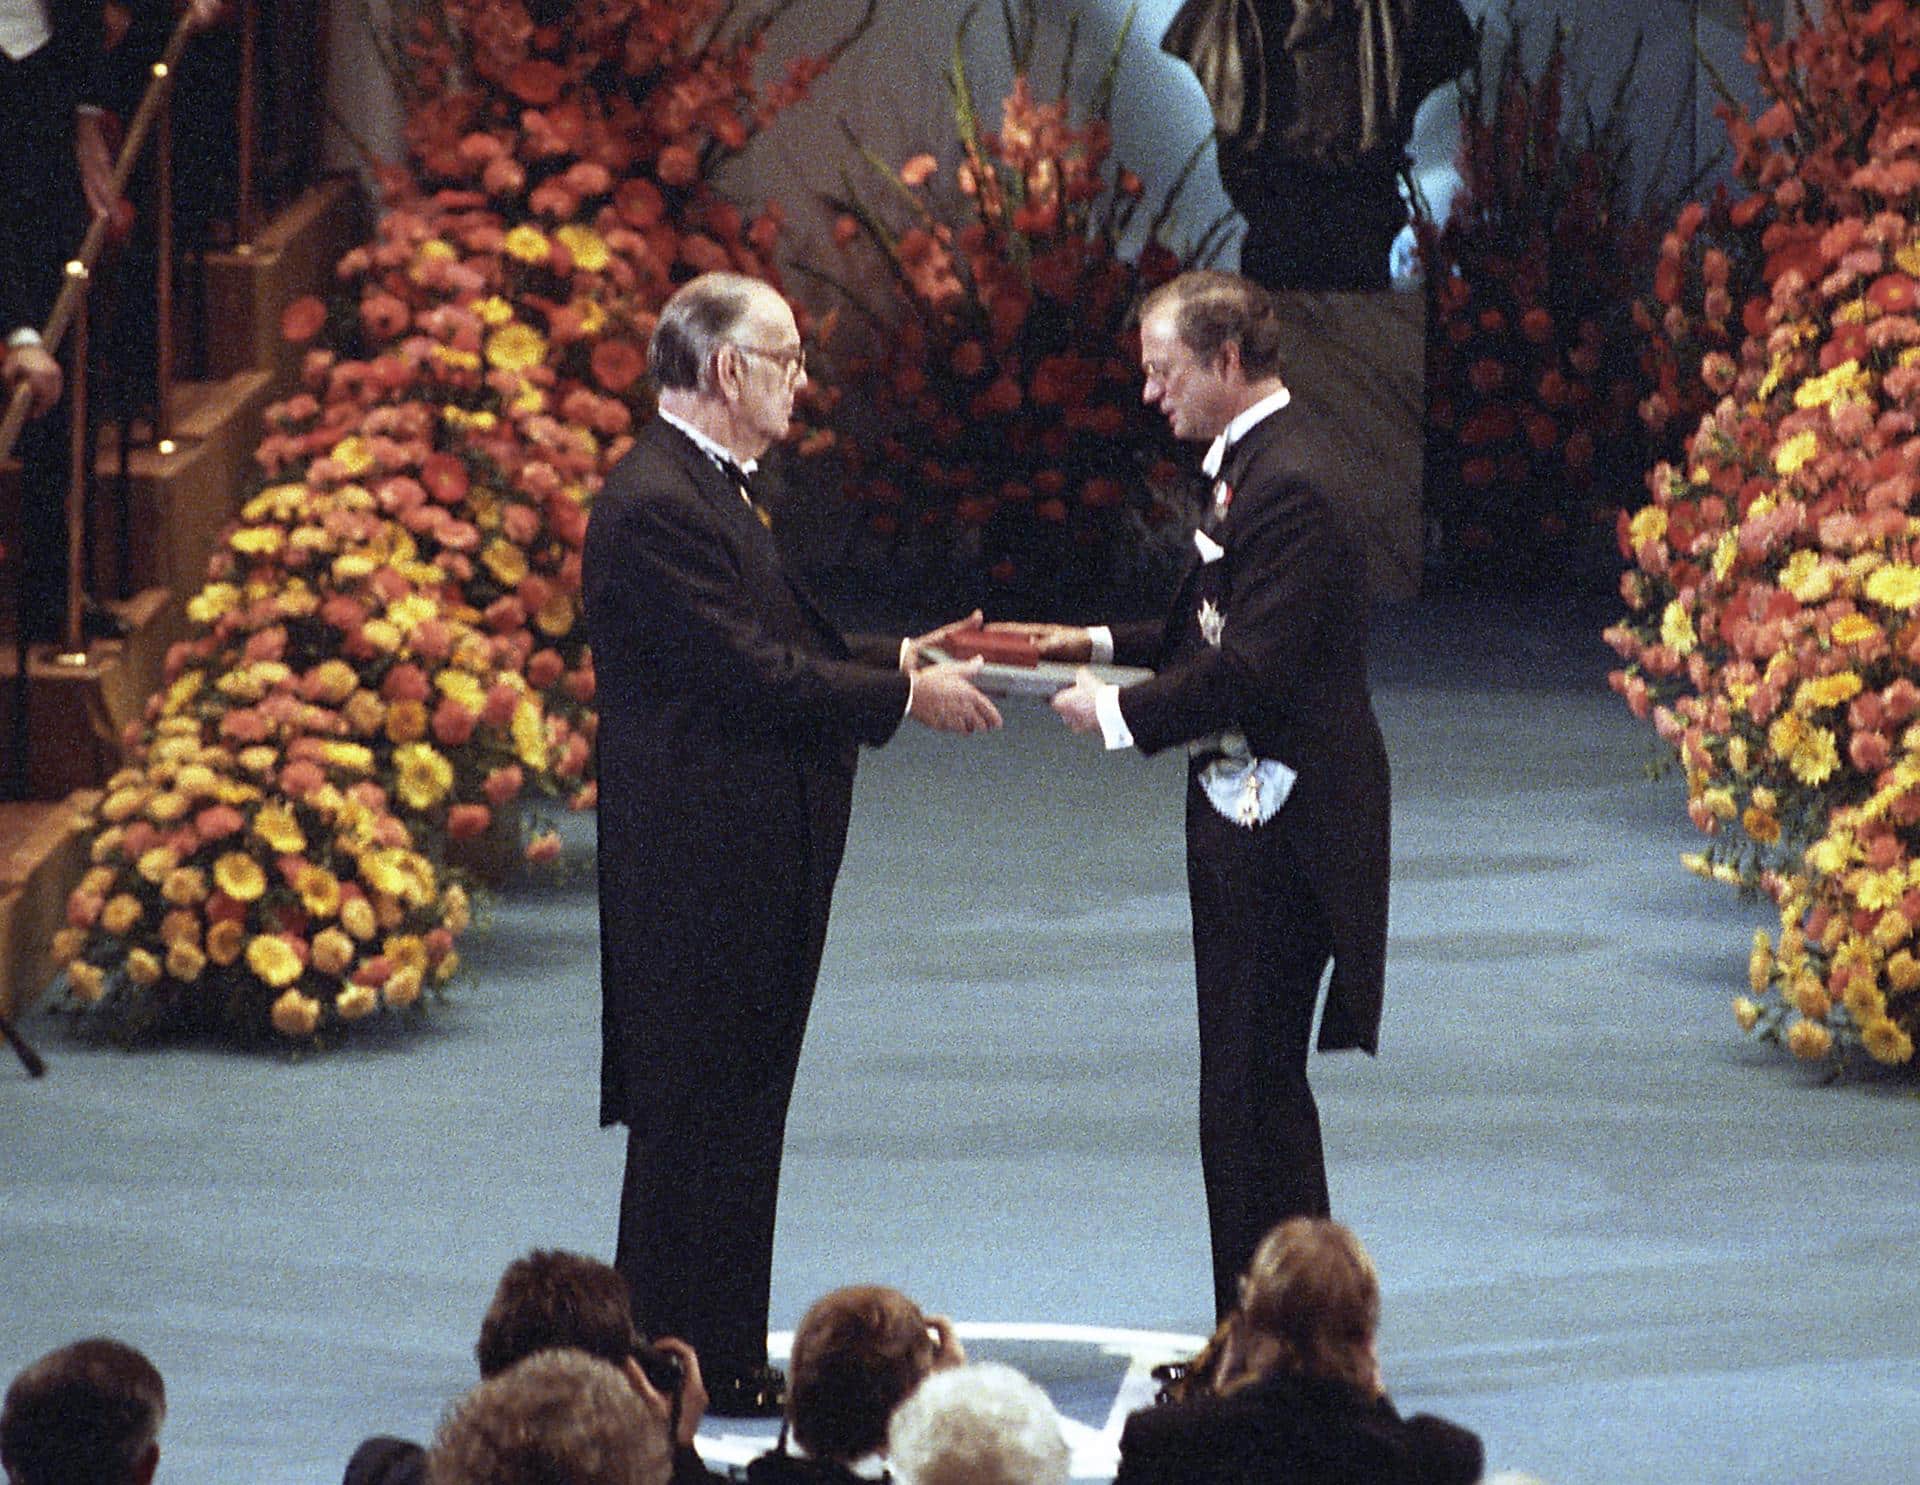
left=4, top=592, right=1918, bottom=1483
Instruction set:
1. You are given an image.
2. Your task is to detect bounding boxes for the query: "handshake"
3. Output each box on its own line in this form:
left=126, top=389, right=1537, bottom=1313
left=901, top=613, right=1105, bottom=736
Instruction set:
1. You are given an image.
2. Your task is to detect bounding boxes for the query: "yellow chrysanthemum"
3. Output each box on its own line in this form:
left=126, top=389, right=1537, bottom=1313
left=1789, top=725, right=1840, bottom=786
left=269, top=987, right=322, bottom=1037
left=335, top=984, right=378, bottom=1021
left=100, top=894, right=143, bottom=937
left=146, top=791, right=189, bottom=825
left=320, top=741, right=375, bottom=774
left=554, top=224, right=610, bottom=272
left=252, top=803, right=307, bottom=855
left=1732, top=995, right=1762, bottom=1032
left=311, top=927, right=356, bottom=977
left=159, top=909, right=199, bottom=948
left=213, top=851, right=268, bottom=902
left=67, top=961, right=106, bottom=1004
left=486, top=321, right=549, bottom=373
left=1895, top=241, right=1920, bottom=277
left=569, top=298, right=607, bottom=336
left=388, top=593, right=438, bottom=632
left=534, top=590, right=575, bottom=637
left=1748, top=930, right=1773, bottom=993
left=185, top=582, right=242, bottom=625
left=341, top=895, right=378, bottom=942
left=384, top=934, right=429, bottom=976
left=247, top=934, right=305, bottom=989
left=165, top=940, right=206, bottom=983
left=1774, top=430, right=1820, bottom=476
left=161, top=671, right=206, bottom=716
left=205, top=919, right=245, bottom=966
left=362, top=618, right=403, bottom=653
left=1791, top=974, right=1830, bottom=1021
left=384, top=965, right=424, bottom=1010
left=307, top=659, right=360, bottom=705
left=393, top=742, right=455, bottom=811
left=435, top=670, right=486, bottom=712
left=1888, top=949, right=1920, bottom=994
left=1842, top=975, right=1887, bottom=1024
left=330, top=436, right=375, bottom=477
left=1742, top=805, right=1781, bottom=845
left=504, top=225, right=551, bottom=263
left=511, top=699, right=550, bottom=771
left=298, top=866, right=342, bottom=919
left=229, top=525, right=286, bottom=557
left=482, top=538, right=529, bottom=588
left=1699, top=787, right=1736, bottom=820
left=1866, top=563, right=1920, bottom=611
left=1793, top=359, right=1872, bottom=410
left=1660, top=599, right=1696, bottom=655
left=1794, top=671, right=1863, bottom=711
left=1769, top=713, right=1809, bottom=760
left=1855, top=869, right=1905, bottom=913
left=1711, top=530, right=1738, bottom=582
left=1862, top=1017, right=1915, bottom=1065
left=441, top=882, right=471, bottom=935
left=475, top=295, right=515, bottom=326
left=137, top=846, right=178, bottom=884
left=126, top=947, right=163, bottom=987
left=1830, top=612, right=1881, bottom=647
left=1630, top=506, right=1669, bottom=548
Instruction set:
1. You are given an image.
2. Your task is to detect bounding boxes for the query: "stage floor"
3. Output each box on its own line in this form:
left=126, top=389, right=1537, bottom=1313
left=4, top=589, right=1918, bottom=1483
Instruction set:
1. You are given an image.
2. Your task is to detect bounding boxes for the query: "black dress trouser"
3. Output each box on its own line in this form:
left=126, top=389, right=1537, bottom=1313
left=1186, top=775, right=1334, bottom=1321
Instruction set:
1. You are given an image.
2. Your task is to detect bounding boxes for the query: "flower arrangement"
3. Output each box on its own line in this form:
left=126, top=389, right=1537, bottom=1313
left=802, top=0, right=1222, bottom=616
left=1606, top=0, right=1920, bottom=1071
left=53, top=0, right=864, bottom=1046
left=1415, top=4, right=1660, bottom=582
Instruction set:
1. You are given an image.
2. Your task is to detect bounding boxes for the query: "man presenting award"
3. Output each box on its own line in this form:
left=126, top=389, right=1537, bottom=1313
left=1020, top=270, right=1390, bottom=1321
left=583, top=272, right=999, bottom=1413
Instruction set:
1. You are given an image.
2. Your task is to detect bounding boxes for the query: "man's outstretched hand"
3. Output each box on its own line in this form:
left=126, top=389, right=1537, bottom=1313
left=909, top=657, right=1002, bottom=734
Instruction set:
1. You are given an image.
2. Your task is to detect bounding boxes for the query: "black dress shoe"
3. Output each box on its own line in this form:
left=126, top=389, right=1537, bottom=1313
left=706, top=1363, right=786, bottom=1418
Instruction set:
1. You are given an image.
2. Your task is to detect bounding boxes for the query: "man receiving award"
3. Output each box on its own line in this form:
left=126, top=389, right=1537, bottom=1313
left=582, top=272, right=999, bottom=1414
left=1022, top=269, right=1391, bottom=1321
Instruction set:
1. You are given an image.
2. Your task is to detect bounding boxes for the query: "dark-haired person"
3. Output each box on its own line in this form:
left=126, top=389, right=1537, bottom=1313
left=583, top=272, right=1000, bottom=1413
left=345, top=1249, right=723, bottom=1485
left=1020, top=269, right=1391, bottom=1321
left=1113, top=1219, right=1481, bottom=1485
left=1, top=1337, right=165, bottom=1485
left=746, top=1285, right=964, bottom=1485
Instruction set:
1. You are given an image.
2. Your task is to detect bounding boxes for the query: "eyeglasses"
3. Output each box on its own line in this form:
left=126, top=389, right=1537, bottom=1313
left=731, top=342, right=807, bottom=384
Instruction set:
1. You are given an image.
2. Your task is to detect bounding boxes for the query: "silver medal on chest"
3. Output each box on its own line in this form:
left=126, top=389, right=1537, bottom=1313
left=1197, top=597, right=1225, bottom=648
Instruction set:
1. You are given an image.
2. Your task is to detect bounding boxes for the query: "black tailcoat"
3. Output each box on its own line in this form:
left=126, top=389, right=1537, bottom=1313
left=1108, top=407, right=1390, bottom=1312
left=582, top=416, right=908, bottom=1368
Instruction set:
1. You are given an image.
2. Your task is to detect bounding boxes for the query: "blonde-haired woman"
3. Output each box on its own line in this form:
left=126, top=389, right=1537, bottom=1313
left=1116, top=1219, right=1482, bottom=1485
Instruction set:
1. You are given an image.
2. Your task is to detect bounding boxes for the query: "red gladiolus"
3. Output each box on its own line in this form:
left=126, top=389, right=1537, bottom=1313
left=1520, top=307, right=1554, bottom=343
left=1868, top=274, right=1917, bottom=314
left=281, top=295, right=326, bottom=343
left=525, top=832, right=563, bottom=865
left=381, top=663, right=430, bottom=703
left=360, top=293, right=410, bottom=340
left=508, top=59, right=566, bottom=105
left=481, top=684, right=519, bottom=729
left=1460, top=457, right=1498, bottom=488
left=527, top=649, right=565, bottom=689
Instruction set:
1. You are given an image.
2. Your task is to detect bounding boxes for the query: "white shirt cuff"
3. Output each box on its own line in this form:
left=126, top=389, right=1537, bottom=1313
left=1087, top=626, right=1114, bottom=665
left=1093, top=683, right=1133, bottom=751
left=903, top=669, right=915, bottom=720
left=8, top=328, right=43, bottom=350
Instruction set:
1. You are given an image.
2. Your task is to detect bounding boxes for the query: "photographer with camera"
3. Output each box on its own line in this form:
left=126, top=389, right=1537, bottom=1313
left=344, top=1250, right=727, bottom=1485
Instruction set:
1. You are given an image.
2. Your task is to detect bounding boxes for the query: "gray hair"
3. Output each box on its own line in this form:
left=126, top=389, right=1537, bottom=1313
left=887, top=1363, right=1070, bottom=1485
left=426, top=1349, right=671, bottom=1485
left=1, top=1337, right=166, bottom=1485
left=1138, top=269, right=1286, bottom=378
left=649, top=271, right=771, bottom=392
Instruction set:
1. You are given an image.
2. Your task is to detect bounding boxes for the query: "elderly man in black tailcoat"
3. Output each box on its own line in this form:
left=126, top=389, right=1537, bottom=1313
left=1024, top=270, right=1391, bottom=1322
left=582, top=271, right=999, bottom=1414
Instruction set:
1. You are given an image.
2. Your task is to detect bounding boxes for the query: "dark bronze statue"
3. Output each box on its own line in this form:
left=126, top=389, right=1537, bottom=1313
left=1164, top=0, right=1475, bottom=291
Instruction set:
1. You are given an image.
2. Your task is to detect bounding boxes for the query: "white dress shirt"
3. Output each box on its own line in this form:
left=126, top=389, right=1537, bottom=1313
left=0, top=0, right=50, bottom=63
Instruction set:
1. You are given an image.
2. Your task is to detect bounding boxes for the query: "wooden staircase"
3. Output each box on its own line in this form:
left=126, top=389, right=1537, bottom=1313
left=0, top=173, right=363, bottom=1029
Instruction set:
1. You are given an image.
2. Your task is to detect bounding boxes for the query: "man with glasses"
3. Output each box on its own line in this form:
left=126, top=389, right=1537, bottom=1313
left=583, top=271, right=1000, bottom=1416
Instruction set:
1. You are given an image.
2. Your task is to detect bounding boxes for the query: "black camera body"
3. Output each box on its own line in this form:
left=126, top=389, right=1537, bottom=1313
left=632, top=1339, right=685, bottom=1396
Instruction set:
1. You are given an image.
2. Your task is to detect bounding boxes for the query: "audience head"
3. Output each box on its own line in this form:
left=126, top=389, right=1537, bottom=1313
left=886, top=1363, right=1069, bottom=1485
left=426, top=1349, right=671, bottom=1485
left=1, top=1338, right=165, bottom=1485
left=1216, top=1217, right=1381, bottom=1398
left=475, top=1250, right=639, bottom=1378
left=786, top=1285, right=961, bottom=1463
